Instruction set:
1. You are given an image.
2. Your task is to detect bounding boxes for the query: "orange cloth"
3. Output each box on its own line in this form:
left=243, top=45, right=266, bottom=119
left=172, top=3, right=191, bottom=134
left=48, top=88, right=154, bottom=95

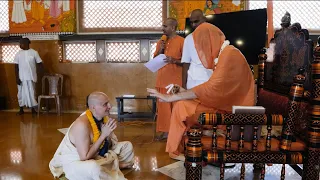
left=192, top=23, right=226, bottom=70
left=154, top=35, right=184, bottom=88
left=267, top=0, right=274, bottom=46
left=192, top=45, right=255, bottom=112
left=166, top=45, right=254, bottom=153
left=154, top=35, right=184, bottom=132
left=156, top=87, right=173, bottom=132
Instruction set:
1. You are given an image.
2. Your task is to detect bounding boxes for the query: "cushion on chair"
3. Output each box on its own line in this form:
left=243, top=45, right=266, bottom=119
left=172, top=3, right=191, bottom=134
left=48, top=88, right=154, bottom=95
left=257, top=89, right=309, bottom=141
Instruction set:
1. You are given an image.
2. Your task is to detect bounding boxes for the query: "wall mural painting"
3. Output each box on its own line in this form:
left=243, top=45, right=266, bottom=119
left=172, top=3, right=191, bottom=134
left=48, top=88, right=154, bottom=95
left=169, top=0, right=245, bottom=30
left=9, top=0, right=76, bottom=34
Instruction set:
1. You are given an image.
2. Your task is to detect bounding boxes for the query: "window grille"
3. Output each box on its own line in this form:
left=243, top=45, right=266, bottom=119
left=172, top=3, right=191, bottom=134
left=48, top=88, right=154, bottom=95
left=0, top=44, right=20, bottom=63
left=149, top=40, right=158, bottom=60
left=249, top=1, right=320, bottom=31
left=64, top=42, right=97, bottom=63
left=79, top=1, right=166, bottom=32
left=105, top=41, right=140, bottom=63
left=0, top=0, right=9, bottom=33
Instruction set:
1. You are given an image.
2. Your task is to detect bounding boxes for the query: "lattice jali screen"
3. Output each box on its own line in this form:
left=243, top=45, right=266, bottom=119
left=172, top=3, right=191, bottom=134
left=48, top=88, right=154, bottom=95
left=105, top=41, right=140, bottom=63
left=64, top=42, right=97, bottom=62
left=149, top=41, right=158, bottom=60
left=57, top=42, right=63, bottom=62
left=0, top=1, right=9, bottom=33
left=0, top=44, right=21, bottom=63
left=79, top=1, right=165, bottom=32
left=249, top=1, right=320, bottom=31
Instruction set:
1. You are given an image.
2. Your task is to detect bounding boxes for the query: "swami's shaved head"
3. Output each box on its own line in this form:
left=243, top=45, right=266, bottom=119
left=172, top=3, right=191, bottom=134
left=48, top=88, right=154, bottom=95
left=167, top=18, right=178, bottom=30
left=190, top=9, right=205, bottom=18
left=86, top=91, right=111, bottom=119
left=190, top=9, right=207, bottom=30
left=162, top=18, right=178, bottom=36
left=87, top=92, right=108, bottom=109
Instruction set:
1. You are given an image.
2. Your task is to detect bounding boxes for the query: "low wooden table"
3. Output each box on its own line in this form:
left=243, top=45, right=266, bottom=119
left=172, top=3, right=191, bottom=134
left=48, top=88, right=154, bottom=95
left=116, top=96, right=157, bottom=122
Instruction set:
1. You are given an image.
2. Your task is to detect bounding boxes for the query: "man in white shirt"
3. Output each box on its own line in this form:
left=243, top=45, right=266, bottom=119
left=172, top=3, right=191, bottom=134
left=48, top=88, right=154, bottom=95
left=182, top=9, right=211, bottom=89
left=14, top=38, right=44, bottom=115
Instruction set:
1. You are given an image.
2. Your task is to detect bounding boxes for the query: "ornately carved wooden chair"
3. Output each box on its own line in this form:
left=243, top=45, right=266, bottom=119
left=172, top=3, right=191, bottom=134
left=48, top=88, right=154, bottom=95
left=185, top=26, right=320, bottom=179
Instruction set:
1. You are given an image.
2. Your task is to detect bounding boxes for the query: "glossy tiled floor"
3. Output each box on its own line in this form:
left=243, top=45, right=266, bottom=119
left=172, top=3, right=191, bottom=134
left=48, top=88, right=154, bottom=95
left=0, top=112, right=175, bottom=180
left=0, top=111, right=303, bottom=180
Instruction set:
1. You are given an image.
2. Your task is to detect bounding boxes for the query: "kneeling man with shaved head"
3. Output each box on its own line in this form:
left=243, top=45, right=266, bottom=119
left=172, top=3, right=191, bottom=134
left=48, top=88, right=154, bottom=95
left=49, top=92, right=134, bottom=180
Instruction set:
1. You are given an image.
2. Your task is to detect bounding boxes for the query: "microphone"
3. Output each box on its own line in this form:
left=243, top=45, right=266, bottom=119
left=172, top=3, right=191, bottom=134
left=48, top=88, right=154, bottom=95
left=161, top=35, right=167, bottom=42
left=159, top=35, right=167, bottom=54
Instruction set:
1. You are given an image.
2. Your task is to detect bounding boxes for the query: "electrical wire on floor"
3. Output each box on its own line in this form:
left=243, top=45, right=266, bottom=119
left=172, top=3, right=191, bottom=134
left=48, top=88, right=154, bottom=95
left=118, top=113, right=159, bottom=145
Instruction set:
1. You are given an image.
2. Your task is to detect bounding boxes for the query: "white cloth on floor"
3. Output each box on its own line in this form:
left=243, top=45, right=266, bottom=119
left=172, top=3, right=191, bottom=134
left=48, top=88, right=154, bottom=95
left=17, top=80, right=37, bottom=107
left=49, top=121, right=134, bottom=180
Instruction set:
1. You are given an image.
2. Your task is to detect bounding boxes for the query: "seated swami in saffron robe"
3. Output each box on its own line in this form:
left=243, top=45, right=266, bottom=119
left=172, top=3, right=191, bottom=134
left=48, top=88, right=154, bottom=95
left=49, top=92, right=134, bottom=180
left=147, top=23, right=255, bottom=157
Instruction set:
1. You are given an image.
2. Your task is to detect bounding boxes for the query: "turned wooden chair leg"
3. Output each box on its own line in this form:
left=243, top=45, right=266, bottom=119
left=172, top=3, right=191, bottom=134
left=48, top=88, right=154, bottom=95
left=55, top=96, right=61, bottom=116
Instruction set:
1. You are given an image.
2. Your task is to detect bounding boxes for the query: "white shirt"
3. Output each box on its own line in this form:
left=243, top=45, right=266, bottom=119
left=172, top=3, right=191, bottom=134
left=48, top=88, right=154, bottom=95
left=181, top=33, right=213, bottom=89
left=13, top=48, right=42, bottom=82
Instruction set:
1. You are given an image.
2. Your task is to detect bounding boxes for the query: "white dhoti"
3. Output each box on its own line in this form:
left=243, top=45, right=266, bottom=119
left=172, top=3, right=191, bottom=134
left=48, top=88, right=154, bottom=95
left=17, top=80, right=38, bottom=108
left=49, top=124, right=134, bottom=180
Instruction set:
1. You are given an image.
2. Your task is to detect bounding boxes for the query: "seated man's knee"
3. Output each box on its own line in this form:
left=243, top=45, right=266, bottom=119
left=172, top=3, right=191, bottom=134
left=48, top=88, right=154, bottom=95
left=86, top=160, right=101, bottom=175
left=121, top=141, right=133, bottom=153
left=119, top=141, right=134, bottom=162
left=64, top=160, right=101, bottom=178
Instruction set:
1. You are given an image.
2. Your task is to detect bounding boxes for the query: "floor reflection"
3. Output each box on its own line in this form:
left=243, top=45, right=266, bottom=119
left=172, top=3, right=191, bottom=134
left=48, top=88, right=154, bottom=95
left=132, top=156, right=141, bottom=171
left=9, top=150, right=22, bottom=165
left=0, top=173, right=22, bottom=180
left=151, top=156, right=158, bottom=171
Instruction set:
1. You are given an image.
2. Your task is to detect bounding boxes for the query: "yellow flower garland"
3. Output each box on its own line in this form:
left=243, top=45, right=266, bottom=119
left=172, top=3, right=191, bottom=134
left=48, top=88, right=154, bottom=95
left=86, top=109, right=109, bottom=149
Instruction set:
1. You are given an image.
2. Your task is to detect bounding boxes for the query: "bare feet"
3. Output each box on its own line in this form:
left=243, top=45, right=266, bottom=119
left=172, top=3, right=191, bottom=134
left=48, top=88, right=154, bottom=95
left=155, top=132, right=168, bottom=141
left=119, top=162, right=134, bottom=169
left=169, top=151, right=185, bottom=161
left=16, top=110, right=24, bottom=115
left=16, top=107, right=24, bottom=115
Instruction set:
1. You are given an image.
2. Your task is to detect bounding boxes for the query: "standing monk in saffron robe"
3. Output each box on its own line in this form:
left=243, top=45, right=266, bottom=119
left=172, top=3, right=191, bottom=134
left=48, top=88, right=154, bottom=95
left=148, top=23, right=255, bottom=158
left=153, top=18, right=184, bottom=140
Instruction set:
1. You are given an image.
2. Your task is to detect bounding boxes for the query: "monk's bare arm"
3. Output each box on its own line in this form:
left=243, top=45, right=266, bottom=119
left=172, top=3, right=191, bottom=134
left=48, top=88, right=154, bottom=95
left=170, top=90, right=197, bottom=101
left=182, top=63, right=190, bottom=89
left=72, top=121, right=107, bottom=161
left=147, top=88, right=196, bottom=102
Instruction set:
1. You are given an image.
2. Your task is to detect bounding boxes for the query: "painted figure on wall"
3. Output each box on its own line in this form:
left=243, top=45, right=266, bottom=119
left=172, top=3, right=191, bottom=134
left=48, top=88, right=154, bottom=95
left=204, top=0, right=222, bottom=15
left=9, top=0, right=76, bottom=34
left=169, top=0, right=244, bottom=30
left=49, top=0, right=62, bottom=19
left=62, top=0, right=70, bottom=12
left=12, top=0, right=27, bottom=24
left=31, top=0, right=45, bottom=25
